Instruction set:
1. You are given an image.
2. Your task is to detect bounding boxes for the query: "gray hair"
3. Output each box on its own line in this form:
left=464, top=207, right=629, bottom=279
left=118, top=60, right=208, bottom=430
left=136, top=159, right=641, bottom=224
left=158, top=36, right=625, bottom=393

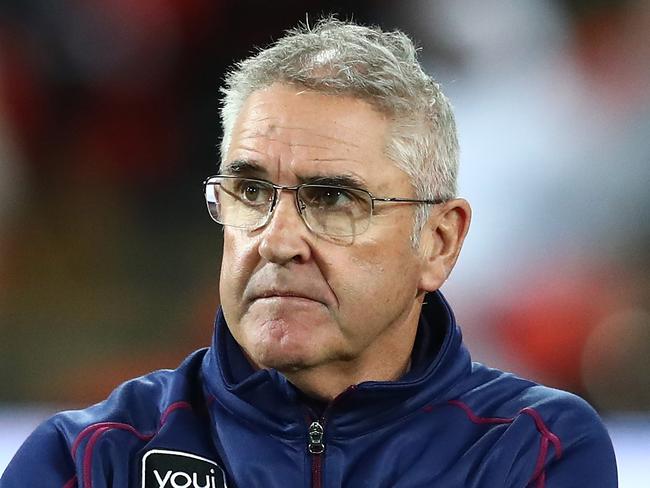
left=219, top=18, right=459, bottom=243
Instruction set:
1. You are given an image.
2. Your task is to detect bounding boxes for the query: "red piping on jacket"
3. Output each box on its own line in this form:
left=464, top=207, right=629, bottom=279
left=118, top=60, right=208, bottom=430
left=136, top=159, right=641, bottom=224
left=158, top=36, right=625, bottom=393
left=521, top=406, right=563, bottom=486
left=62, top=475, right=77, bottom=488
left=68, top=400, right=193, bottom=488
left=448, top=400, right=563, bottom=488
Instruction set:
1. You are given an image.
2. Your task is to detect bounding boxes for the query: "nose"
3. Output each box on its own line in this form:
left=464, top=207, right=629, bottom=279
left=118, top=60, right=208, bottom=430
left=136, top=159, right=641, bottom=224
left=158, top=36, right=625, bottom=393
left=258, top=190, right=312, bottom=264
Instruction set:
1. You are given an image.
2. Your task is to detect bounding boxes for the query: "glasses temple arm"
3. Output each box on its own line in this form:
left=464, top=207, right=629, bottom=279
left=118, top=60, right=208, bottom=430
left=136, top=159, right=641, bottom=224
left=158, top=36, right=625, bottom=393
left=371, top=197, right=444, bottom=204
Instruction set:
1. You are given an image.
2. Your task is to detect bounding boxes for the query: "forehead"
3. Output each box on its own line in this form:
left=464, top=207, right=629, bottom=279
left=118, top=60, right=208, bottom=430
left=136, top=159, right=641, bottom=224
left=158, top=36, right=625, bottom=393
left=225, top=84, right=407, bottom=187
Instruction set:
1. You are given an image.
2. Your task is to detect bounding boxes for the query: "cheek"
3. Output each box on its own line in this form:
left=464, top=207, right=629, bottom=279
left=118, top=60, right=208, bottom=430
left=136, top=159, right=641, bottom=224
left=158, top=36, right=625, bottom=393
left=220, top=231, right=259, bottom=300
left=335, top=257, right=382, bottom=315
left=342, top=241, right=420, bottom=303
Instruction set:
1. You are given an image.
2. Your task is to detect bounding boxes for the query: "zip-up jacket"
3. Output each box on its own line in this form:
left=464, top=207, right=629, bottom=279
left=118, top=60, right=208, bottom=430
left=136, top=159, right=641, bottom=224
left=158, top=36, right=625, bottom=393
left=1, top=291, right=617, bottom=487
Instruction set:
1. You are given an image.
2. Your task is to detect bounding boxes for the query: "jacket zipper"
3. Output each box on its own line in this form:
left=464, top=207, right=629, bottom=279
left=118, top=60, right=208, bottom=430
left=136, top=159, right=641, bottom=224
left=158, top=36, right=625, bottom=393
left=306, top=385, right=356, bottom=488
left=308, top=420, right=325, bottom=488
left=308, top=420, right=325, bottom=454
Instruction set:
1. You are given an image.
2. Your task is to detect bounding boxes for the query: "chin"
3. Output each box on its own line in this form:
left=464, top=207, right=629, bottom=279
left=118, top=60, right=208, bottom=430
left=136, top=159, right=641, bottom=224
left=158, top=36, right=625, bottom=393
left=255, top=350, right=311, bottom=371
left=240, top=316, right=324, bottom=364
left=251, top=342, right=324, bottom=372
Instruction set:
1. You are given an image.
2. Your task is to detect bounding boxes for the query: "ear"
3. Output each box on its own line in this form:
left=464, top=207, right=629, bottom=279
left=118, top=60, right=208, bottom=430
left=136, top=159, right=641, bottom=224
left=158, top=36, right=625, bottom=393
left=417, top=198, right=471, bottom=292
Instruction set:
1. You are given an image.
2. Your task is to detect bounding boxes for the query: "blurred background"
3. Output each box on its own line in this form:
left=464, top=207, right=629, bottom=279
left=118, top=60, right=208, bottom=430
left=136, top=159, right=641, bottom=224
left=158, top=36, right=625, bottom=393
left=0, top=0, right=648, bottom=483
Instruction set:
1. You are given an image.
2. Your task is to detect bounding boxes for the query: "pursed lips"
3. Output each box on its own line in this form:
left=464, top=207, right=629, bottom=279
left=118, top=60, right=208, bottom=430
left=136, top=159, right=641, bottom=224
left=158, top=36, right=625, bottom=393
left=251, top=289, right=326, bottom=305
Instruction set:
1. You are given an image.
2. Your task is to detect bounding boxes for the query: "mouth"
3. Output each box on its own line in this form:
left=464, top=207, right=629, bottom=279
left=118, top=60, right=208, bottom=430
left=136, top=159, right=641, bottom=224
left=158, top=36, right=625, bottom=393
left=252, top=290, right=324, bottom=305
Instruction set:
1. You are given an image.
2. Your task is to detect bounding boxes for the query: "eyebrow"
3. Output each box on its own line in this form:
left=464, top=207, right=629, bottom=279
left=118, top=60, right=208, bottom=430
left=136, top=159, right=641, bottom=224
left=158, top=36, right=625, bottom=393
left=220, top=159, right=268, bottom=177
left=304, top=174, right=367, bottom=189
left=220, top=159, right=368, bottom=190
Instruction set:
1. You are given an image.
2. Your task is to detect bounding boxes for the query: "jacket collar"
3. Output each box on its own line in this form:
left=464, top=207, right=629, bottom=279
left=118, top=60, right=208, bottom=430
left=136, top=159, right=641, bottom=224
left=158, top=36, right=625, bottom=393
left=202, top=290, right=472, bottom=437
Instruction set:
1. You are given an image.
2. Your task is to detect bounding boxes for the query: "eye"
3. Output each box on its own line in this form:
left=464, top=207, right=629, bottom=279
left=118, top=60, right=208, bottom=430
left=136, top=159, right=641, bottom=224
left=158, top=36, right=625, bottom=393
left=301, top=186, right=361, bottom=209
left=234, top=179, right=272, bottom=204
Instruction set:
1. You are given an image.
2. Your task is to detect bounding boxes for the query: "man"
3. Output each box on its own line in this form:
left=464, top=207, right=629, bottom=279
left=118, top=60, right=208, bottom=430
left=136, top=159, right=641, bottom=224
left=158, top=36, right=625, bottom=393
left=2, top=19, right=617, bottom=488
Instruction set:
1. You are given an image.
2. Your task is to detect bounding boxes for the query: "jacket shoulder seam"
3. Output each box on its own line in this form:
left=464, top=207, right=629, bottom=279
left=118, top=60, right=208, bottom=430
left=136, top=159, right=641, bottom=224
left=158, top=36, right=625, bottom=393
left=70, top=401, right=193, bottom=488
left=447, top=400, right=563, bottom=488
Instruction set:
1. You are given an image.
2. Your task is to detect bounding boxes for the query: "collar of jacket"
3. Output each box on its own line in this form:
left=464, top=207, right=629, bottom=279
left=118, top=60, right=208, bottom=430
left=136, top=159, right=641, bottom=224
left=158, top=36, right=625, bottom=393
left=201, top=290, right=472, bottom=439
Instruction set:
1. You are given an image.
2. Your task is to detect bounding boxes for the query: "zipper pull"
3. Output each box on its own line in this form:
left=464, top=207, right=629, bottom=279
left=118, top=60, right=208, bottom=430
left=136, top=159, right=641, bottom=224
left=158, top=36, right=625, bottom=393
left=308, top=421, right=325, bottom=454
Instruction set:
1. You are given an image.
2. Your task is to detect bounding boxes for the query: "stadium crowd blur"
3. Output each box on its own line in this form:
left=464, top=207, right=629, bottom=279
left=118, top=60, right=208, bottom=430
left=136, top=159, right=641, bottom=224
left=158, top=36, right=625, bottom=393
left=0, top=0, right=648, bottom=414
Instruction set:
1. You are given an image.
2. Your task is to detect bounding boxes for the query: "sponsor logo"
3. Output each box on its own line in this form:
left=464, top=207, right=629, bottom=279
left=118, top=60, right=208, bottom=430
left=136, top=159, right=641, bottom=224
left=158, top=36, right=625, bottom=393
left=142, top=449, right=227, bottom=488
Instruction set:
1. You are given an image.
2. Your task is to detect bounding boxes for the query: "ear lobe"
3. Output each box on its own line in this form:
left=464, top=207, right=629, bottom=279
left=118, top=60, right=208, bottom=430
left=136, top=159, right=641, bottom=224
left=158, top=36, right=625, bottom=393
left=417, top=199, right=471, bottom=292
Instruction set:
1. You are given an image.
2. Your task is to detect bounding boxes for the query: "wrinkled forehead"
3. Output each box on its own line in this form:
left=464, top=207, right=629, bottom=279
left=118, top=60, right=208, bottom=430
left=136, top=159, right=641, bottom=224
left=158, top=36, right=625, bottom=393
left=222, top=84, right=409, bottom=189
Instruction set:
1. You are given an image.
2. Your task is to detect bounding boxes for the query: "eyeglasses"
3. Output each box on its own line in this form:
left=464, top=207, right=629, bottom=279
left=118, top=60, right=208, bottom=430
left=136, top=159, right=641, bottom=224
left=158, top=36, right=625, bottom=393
left=203, top=175, right=443, bottom=238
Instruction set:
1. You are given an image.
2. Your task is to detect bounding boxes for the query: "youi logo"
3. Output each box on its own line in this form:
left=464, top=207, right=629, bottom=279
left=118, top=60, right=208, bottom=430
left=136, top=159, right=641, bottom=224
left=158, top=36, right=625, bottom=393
left=142, top=450, right=228, bottom=488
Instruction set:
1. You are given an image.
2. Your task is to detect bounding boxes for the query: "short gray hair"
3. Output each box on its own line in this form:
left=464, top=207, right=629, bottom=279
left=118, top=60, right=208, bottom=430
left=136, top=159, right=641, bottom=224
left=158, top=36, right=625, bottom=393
left=219, top=18, right=459, bottom=242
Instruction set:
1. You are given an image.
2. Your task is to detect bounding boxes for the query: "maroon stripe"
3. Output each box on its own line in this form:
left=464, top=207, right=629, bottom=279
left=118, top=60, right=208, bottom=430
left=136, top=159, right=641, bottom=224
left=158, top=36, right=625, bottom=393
left=521, top=407, right=563, bottom=488
left=83, top=427, right=110, bottom=488
left=62, top=475, right=77, bottom=488
left=448, top=400, right=515, bottom=425
left=82, top=424, right=155, bottom=488
left=311, top=452, right=322, bottom=488
left=521, top=408, right=563, bottom=458
left=159, top=401, right=192, bottom=427
left=71, top=401, right=195, bottom=457
left=535, top=471, right=546, bottom=488
left=70, top=400, right=194, bottom=487
left=448, top=400, right=563, bottom=488
left=530, top=436, right=550, bottom=485
left=72, top=423, right=113, bottom=459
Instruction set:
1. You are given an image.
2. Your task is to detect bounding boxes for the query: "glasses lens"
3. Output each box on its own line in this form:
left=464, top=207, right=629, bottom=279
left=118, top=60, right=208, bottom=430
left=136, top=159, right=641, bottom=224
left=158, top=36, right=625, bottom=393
left=298, top=185, right=372, bottom=237
left=205, top=177, right=273, bottom=229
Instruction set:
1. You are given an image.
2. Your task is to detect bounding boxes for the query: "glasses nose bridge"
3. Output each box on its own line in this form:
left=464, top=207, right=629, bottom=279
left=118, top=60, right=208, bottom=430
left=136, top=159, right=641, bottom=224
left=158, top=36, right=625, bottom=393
left=268, top=183, right=307, bottom=222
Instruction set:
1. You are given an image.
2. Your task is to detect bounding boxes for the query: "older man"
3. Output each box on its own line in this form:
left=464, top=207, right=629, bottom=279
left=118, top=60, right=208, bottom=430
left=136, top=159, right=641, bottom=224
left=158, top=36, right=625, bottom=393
left=2, top=19, right=616, bottom=488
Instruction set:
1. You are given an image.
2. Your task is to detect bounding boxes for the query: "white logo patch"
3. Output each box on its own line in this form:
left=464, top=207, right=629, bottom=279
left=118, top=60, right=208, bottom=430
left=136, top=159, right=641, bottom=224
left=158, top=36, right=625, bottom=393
left=142, top=449, right=228, bottom=488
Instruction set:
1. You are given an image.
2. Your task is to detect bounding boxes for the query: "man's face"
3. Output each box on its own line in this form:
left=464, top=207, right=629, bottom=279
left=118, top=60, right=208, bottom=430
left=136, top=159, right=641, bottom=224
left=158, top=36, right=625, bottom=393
left=219, top=83, right=429, bottom=373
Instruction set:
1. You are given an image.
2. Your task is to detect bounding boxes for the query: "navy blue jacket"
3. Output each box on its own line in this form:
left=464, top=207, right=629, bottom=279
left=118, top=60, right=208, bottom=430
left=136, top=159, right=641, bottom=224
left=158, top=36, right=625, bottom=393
left=1, top=292, right=617, bottom=487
